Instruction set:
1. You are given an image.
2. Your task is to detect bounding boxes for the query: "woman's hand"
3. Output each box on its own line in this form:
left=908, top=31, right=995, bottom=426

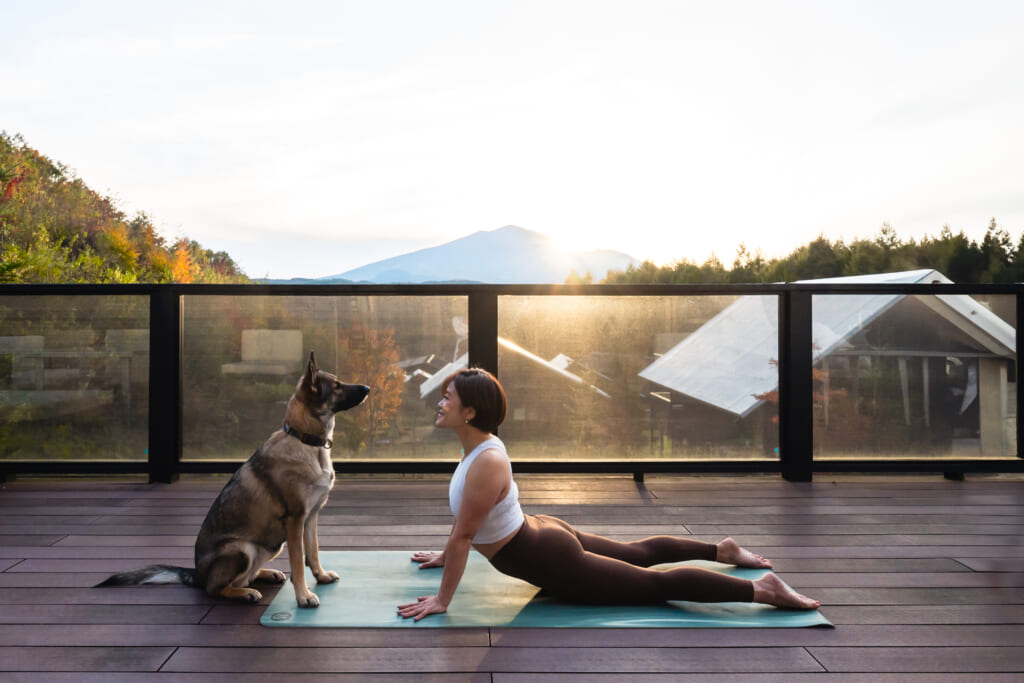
left=397, top=594, right=448, bottom=621
left=410, top=551, right=444, bottom=569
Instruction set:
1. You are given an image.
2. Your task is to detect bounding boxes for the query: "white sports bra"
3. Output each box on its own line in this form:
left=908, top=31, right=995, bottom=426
left=448, top=436, right=525, bottom=544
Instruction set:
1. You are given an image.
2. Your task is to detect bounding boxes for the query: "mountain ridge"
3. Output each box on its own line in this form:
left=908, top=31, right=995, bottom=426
left=320, top=225, right=638, bottom=283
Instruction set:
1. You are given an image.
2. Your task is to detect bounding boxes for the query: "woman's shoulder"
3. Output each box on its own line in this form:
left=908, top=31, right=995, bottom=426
left=468, top=437, right=509, bottom=468
left=484, top=435, right=507, bottom=452
left=467, top=435, right=506, bottom=456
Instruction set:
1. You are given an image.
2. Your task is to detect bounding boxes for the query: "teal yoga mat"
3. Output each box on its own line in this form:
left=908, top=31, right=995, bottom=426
left=261, top=551, right=831, bottom=628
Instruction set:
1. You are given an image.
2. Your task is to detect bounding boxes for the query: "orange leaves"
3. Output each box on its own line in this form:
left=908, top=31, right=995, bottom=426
left=337, top=321, right=404, bottom=453
left=171, top=240, right=195, bottom=283
left=0, top=167, right=23, bottom=203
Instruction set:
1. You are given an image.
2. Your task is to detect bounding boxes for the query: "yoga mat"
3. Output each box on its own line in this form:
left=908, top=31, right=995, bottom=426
left=261, top=551, right=832, bottom=628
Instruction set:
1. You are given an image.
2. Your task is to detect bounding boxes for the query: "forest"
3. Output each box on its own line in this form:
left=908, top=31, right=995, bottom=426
left=595, top=221, right=1023, bottom=285
left=0, top=132, right=247, bottom=284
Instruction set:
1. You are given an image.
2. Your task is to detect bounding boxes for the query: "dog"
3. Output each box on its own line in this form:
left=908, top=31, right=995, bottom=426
left=96, top=352, right=370, bottom=608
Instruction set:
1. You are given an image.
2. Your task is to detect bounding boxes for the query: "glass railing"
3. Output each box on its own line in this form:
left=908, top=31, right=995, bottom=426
left=1, top=282, right=1021, bottom=482
left=810, top=293, right=1017, bottom=460
left=0, top=293, right=149, bottom=462
left=497, top=294, right=778, bottom=461
left=181, top=293, right=467, bottom=461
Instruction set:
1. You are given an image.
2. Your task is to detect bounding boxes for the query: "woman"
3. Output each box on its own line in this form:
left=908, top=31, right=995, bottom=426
left=398, top=368, right=819, bottom=621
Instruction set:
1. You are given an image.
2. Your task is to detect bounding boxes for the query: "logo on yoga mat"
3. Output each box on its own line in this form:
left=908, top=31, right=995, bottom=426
left=269, top=612, right=292, bottom=622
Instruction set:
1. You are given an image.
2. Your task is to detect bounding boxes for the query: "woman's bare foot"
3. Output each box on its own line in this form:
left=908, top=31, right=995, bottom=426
left=752, top=572, right=821, bottom=610
left=716, top=537, right=772, bottom=569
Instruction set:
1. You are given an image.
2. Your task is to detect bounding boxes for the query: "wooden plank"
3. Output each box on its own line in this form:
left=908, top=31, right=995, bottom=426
left=687, top=524, right=1024, bottom=535
left=52, top=536, right=195, bottom=547
left=714, top=534, right=1021, bottom=547
left=724, top=546, right=1024, bottom=559
left=0, top=536, right=64, bottom=547
left=0, top=624, right=488, bottom=648
left=805, top=587, right=1024, bottom=605
left=0, top=604, right=211, bottom=624
left=44, top=533, right=448, bottom=547
left=769, top=558, right=970, bottom=573
left=955, top=558, right=1023, bottom=572
left=0, top=547, right=194, bottom=559
left=495, top=676, right=1024, bottom=682
left=810, top=646, right=1024, bottom=673
left=161, top=646, right=824, bottom=674
left=491, top=624, right=1024, bottom=648
left=3, top=675, right=488, bottom=683
left=0, top=573, right=121, bottom=588
left=783, top=572, right=1024, bottom=588
left=821, top=605, right=1024, bottom=625
left=0, top=646, right=174, bottom=672
left=6, top=559, right=199, bottom=573
left=659, top=514, right=1024, bottom=525
left=0, top=586, right=221, bottom=605
left=1, top=516, right=104, bottom=526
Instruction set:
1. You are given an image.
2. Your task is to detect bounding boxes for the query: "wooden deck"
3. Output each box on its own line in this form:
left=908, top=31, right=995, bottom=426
left=1, top=471, right=1022, bottom=681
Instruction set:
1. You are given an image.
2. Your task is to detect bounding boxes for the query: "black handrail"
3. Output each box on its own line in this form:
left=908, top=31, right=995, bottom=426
left=1, top=282, right=1022, bottom=483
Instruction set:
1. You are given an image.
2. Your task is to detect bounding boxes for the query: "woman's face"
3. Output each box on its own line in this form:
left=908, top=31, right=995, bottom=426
left=436, top=382, right=472, bottom=429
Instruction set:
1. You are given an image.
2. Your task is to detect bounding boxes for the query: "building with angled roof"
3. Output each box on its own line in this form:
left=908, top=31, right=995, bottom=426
left=639, top=270, right=1016, bottom=458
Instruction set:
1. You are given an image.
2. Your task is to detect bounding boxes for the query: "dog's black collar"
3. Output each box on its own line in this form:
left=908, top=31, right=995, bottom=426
left=282, top=423, right=333, bottom=449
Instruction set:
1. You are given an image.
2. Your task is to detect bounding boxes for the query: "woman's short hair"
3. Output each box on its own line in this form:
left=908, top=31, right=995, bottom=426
left=442, top=367, right=507, bottom=434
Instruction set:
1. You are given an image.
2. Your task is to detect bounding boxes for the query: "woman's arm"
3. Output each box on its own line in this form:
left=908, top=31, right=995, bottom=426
left=397, top=450, right=509, bottom=621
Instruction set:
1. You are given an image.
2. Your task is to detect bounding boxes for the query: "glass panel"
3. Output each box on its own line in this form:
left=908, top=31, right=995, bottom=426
left=496, top=295, right=779, bottom=461
left=0, top=295, right=149, bottom=461
left=182, top=295, right=466, bottom=460
left=812, top=293, right=1017, bottom=459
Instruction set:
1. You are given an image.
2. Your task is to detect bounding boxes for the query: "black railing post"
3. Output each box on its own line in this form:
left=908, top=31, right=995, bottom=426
left=1018, top=287, right=1024, bottom=460
left=778, top=288, right=814, bottom=482
left=467, top=289, right=499, bottom=376
left=148, top=286, right=182, bottom=483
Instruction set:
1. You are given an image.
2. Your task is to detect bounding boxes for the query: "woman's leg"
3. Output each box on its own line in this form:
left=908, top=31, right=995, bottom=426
left=491, top=515, right=818, bottom=608
left=506, top=516, right=752, bottom=604
left=537, top=515, right=766, bottom=569
left=553, top=539, right=755, bottom=605
left=575, top=529, right=716, bottom=567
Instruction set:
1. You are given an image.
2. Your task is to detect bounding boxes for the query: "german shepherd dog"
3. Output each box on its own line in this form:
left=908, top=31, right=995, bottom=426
left=97, top=352, right=370, bottom=608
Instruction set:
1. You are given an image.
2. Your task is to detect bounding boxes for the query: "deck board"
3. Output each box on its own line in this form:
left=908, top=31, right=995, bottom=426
left=1, top=472, right=1022, bottom=677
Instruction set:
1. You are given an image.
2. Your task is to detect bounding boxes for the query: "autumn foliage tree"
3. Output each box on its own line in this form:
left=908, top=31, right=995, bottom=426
left=0, top=131, right=248, bottom=284
left=334, top=321, right=404, bottom=455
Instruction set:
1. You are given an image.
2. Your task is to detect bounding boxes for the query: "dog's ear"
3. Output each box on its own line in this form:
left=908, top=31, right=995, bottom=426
left=305, top=352, right=319, bottom=392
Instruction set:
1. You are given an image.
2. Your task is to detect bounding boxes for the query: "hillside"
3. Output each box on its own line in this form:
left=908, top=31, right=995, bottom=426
left=0, top=132, right=247, bottom=284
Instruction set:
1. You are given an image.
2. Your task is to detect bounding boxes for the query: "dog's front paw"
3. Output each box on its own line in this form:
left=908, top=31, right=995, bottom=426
left=315, top=570, right=340, bottom=585
left=258, top=569, right=286, bottom=585
left=244, top=589, right=263, bottom=603
left=297, top=591, right=320, bottom=608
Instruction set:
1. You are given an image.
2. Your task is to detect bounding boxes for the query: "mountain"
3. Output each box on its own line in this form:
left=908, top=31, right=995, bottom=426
left=323, top=226, right=638, bottom=283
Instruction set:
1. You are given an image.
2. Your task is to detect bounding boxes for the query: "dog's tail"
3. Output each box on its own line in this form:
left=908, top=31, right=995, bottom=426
left=95, top=564, right=197, bottom=588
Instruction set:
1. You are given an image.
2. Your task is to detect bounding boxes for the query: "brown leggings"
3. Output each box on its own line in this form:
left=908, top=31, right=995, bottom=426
left=488, top=514, right=755, bottom=605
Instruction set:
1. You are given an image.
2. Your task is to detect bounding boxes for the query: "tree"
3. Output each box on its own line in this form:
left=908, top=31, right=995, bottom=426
left=0, top=130, right=249, bottom=284
left=564, top=268, right=593, bottom=285
left=980, top=217, right=1013, bottom=282
left=600, top=220, right=1023, bottom=284
left=170, top=240, right=195, bottom=283
left=335, top=321, right=404, bottom=455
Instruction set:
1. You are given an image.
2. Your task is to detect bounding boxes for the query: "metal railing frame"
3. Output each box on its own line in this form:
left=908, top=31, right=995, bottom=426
left=2, top=282, right=1023, bottom=483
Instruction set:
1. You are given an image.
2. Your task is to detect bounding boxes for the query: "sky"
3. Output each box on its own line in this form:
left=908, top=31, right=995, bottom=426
left=3, top=1, right=1023, bottom=280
